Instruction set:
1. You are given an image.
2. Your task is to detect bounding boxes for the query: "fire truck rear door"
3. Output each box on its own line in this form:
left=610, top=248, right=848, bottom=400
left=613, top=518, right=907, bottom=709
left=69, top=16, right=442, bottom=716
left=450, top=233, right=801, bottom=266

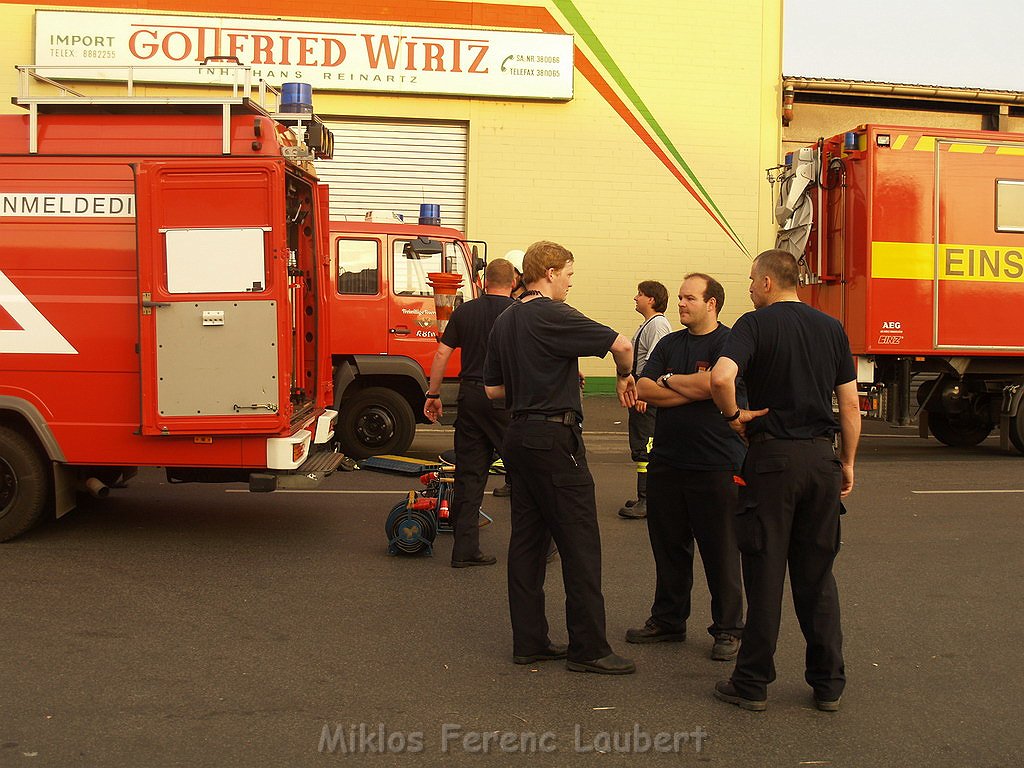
left=135, top=161, right=287, bottom=436
left=934, top=139, right=1024, bottom=351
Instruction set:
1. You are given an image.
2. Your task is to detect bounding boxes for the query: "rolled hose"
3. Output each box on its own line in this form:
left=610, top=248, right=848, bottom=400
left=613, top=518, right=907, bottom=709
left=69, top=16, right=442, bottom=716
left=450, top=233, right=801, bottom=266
left=385, top=492, right=438, bottom=554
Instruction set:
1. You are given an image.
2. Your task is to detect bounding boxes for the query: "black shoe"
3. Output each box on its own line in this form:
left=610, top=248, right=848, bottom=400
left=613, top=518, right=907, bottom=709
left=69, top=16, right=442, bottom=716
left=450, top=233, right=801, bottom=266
left=711, top=633, right=740, bottom=661
left=618, top=497, right=647, bottom=519
left=566, top=653, right=636, bottom=675
left=451, top=553, right=497, bottom=568
left=625, top=618, right=686, bottom=644
left=813, top=694, right=842, bottom=712
left=492, top=482, right=512, bottom=497
left=513, top=644, right=569, bottom=665
left=616, top=498, right=638, bottom=515
left=713, top=680, right=767, bottom=712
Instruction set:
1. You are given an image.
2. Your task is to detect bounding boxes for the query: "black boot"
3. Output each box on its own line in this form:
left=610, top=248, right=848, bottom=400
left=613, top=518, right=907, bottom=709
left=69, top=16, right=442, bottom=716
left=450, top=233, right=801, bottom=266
left=618, top=472, right=647, bottom=519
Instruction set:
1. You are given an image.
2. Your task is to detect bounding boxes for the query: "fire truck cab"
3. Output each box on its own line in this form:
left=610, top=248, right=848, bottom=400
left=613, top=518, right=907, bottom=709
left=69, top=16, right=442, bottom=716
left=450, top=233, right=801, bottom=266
left=772, top=124, right=1024, bottom=452
left=327, top=216, right=483, bottom=458
left=0, top=65, right=343, bottom=541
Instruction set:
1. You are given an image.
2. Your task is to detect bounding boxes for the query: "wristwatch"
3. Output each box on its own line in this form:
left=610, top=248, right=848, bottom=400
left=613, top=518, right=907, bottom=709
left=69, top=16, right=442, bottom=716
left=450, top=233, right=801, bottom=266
left=658, top=373, right=674, bottom=387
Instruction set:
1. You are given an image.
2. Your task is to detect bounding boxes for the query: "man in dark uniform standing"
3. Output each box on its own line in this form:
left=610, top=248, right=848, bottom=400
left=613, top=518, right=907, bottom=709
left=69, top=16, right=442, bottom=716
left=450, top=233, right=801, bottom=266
left=627, top=273, right=745, bottom=662
left=424, top=258, right=516, bottom=568
left=484, top=240, right=638, bottom=674
left=710, top=249, right=860, bottom=712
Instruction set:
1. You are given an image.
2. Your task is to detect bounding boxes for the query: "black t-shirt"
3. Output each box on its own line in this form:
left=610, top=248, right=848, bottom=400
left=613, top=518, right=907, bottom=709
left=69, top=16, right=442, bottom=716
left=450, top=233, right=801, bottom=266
left=721, top=301, right=856, bottom=439
left=642, top=324, right=746, bottom=471
left=483, top=297, right=618, bottom=419
left=440, top=293, right=515, bottom=380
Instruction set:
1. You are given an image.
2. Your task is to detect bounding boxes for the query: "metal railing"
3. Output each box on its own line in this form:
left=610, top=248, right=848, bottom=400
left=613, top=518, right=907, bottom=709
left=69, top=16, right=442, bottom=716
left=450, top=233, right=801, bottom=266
left=14, top=61, right=281, bottom=154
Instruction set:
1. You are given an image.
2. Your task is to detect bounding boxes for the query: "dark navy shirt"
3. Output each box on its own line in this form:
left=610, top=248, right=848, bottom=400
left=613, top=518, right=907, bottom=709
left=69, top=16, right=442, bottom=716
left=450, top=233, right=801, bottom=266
left=642, top=324, right=746, bottom=471
left=722, top=301, right=856, bottom=440
left=484, top=297, right=617, bottom=420
left=440, top=293, right=515, bottom=380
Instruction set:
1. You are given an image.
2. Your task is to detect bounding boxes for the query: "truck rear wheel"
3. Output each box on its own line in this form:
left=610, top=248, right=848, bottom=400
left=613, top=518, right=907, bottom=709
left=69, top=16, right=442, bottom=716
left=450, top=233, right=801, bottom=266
left=1009, top=408, right=1024, bottom=455
left=927, top=412, right=993, bottom=447
left=0, top=426, right=50, bottom=542
left=337, top=387, right=416, bottom=459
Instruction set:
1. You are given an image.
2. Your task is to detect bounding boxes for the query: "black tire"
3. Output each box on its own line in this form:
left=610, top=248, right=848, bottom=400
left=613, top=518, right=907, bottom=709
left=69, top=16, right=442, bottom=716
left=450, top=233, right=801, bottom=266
left=1009, top=407, right=1024, bottom=455
left=927, top=412, right=992, bottom=448
left=337, top=387, right=416, bottom=459
left=0, top=426, right=50, bottom=542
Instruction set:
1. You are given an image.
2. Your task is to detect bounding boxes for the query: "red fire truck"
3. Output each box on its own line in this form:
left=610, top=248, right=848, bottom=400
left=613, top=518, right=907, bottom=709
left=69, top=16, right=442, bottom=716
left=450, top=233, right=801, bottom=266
left=772, top=124, right=1024, bottom=451
left=327, top=216, right=483, bottom=458
left=0, top=66, right=344, bottom=541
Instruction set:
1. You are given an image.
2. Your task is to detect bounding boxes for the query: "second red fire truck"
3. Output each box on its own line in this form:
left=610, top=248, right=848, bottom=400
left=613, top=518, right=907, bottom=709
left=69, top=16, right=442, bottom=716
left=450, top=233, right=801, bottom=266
left=327, top=214, right=483, bottom=458
left=772, top=123, right=1024, bottom=452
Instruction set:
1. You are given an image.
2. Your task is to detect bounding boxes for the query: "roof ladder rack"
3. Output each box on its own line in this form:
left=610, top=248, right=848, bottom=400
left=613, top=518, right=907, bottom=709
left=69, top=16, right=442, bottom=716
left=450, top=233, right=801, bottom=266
left=13, top=62, right=271, bottom=155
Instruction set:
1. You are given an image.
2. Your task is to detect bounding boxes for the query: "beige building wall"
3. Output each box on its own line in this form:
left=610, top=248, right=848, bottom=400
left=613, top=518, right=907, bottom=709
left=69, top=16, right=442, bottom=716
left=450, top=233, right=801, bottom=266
left=1, top=0, right=783, bottom=377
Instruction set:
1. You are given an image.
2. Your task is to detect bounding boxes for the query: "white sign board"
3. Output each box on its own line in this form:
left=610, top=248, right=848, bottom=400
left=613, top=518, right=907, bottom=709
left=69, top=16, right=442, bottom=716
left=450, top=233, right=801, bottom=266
left=164, top=228, right=267, bottom=294
left=34, top=10, right=575, bottom=100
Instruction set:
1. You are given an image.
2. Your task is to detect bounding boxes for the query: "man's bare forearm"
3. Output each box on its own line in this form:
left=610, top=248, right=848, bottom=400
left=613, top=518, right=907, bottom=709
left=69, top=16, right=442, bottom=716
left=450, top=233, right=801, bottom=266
left=636, top=377, right=687, bottom=407
left=836, top=381, right=861, bottom=465
left=426, top=343, right=455, bottom=394
left=666, top=371, right=711, bottom=402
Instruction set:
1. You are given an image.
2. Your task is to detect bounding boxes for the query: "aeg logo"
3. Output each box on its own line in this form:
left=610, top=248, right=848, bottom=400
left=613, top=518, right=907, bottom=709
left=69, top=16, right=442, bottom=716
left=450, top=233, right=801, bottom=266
left=877, top=320, right=903, bottom=345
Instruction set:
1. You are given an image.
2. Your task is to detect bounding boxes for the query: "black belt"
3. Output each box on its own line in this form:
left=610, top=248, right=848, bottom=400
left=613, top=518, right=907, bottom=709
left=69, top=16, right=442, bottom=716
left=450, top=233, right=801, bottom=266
left=749, top=433, right=833, bottom=444
left=461, top=377, right=484, bottom=385
left=516, top=411, right=580, bottom=426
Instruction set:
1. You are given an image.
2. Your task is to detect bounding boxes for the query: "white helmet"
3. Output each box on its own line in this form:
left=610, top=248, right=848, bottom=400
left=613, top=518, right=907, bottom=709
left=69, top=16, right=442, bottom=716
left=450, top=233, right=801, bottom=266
left=503, top=249, right=525, bottom=273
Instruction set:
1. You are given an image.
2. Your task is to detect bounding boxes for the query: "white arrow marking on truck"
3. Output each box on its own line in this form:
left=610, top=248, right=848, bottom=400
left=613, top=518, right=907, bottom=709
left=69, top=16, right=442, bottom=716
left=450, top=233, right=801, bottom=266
left=0, top=269, right=78, bottom=354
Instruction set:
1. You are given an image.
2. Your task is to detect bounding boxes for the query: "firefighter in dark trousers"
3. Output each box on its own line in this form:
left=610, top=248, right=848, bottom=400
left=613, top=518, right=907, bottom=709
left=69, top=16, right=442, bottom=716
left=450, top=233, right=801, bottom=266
left=424, top=258, right=516, bottom=567
left=484, top=240, right=639, bottom=674
left=710, top=249, right=860, bottom=713
left=628, top=273, right=745, bottom=661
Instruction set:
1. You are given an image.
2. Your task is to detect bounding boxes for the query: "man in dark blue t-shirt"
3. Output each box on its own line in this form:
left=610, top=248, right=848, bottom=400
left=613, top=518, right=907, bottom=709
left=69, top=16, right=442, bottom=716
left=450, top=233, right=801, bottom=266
left=626, top=273, right=745, bottom=663
left=710, top=249, right=860, bottom=714
left=484, top=240, right=639, bottom=675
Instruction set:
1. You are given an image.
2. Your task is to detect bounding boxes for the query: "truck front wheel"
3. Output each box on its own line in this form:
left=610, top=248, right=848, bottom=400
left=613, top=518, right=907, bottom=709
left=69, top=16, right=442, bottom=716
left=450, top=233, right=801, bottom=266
left=0, top=426, right=50, bottom=542
left=337, top=387, right=416, bottom=459
left=927, top=412, right=993, bottom=448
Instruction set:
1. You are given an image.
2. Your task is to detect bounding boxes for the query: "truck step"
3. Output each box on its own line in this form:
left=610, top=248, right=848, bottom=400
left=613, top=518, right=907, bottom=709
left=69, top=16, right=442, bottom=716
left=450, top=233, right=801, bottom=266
left=298, top=450, right=353, bottom=474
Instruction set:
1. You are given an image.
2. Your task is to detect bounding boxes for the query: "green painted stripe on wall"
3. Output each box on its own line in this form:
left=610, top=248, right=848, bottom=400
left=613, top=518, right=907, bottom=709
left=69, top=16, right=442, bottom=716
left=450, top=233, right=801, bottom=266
left=583, top=377, right=618, bottom=396
left=553, top=0, right=748, bottom=255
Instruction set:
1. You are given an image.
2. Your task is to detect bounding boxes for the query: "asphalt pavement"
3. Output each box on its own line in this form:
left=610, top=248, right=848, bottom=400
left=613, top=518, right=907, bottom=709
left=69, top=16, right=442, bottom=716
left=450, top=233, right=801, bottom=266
left=1, top=396, right=1021, bottom=767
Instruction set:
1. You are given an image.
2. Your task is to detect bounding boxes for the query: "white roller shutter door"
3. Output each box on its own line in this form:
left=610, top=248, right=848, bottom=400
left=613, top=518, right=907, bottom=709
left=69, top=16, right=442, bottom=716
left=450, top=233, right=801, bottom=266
left=315, top=120, right=468, bottom=231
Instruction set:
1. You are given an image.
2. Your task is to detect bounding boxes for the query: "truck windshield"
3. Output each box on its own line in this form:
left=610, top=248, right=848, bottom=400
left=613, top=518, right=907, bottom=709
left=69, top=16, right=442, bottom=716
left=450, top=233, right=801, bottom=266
left=392, top=240, right=472, bottom=301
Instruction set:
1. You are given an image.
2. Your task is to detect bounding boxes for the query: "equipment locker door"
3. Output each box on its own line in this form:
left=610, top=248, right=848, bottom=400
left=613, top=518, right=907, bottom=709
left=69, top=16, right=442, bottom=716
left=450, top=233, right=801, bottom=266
left=935, top=139, right=1024, bottom=351
left=332, top=235, right=388, bottom=354
left=135, top=161, right=288, bottom=436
